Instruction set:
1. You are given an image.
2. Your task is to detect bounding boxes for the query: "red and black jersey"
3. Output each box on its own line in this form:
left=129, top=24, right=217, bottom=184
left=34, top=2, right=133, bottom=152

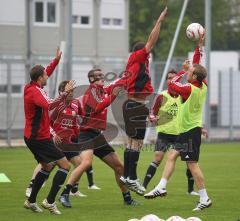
left=24, top=58, right=63, bottom=140
left=50, top=99, right=81, bottom=140
left=106, top=47, right=153, bottom=99
left=80, top=84, right=117, bottom=131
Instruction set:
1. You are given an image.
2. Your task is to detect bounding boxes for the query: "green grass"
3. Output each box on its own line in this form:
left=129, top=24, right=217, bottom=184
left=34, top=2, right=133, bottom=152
left=0, top=143, right=240, bottom=221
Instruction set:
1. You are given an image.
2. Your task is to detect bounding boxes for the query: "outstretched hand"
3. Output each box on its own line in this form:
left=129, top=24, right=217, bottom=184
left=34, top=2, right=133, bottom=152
left=182, top=59, right=190, bottom=71
left=158, top=6, right=168, bottom=22
left=55, top=47, right=62, bottom=61
left=65, top=80, right=76, bottom=93
left=198, top=31, right=205, bottom=48
left=112, top=86, right=123, bottom=96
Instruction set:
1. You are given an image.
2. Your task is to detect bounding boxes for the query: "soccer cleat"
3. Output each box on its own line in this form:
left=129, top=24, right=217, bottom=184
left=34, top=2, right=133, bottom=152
left=124, top=199, right=142, bottom=206
left=88, top=184, right=101, bottom=190
left=42, top=199, right=61, bottom=215
left=192, top=198, right=212, bottom=211
left=24, top=199, right=43, bottom=213
left=59, top=194, right=72, bottom=208
left=25, top=187, right=32, bottom=198
left=119, top=176, right=128, bottom=185
left=70, top=190, right=87, bottom=197
left=188, top=191, right=200, bottom=196
left=144, top=187, right=167, bottom=199
left=126, top=179, right=146, bottom=196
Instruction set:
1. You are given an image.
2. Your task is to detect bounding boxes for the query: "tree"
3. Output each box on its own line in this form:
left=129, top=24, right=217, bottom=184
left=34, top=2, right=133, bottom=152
left=130, top=0, right=240, bottom=60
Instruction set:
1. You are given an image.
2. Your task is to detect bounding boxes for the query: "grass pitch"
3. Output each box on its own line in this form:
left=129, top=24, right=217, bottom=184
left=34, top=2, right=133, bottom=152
left=0, top=143, right=239, bottom=221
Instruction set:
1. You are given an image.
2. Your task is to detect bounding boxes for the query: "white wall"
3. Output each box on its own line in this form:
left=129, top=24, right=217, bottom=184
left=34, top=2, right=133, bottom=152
left=0, top=0, right=25, bottom=25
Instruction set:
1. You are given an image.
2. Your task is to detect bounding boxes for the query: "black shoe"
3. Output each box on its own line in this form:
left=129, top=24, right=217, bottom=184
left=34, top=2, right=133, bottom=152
left=59, top=194, right=72, bottom=208
left=124, top=199, right=141, bottom=206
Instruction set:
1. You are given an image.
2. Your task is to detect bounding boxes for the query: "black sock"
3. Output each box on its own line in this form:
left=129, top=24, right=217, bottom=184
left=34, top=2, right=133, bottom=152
left=47, top=168, right=69, bottom=204
left=122, top=191, right=132, bottom=202
left=71, top=183, right=78, bottom=193
left=61, top=183, right=73, bottom=196
left=86, top=166, right=94, bottom=187
left=28, top=179, right=35, bottom=188
left=143, top=162, right=159, bottom=188
left=124, top=149, right=130, bottom=178
left=186, top=168, right=194, bottom=193
left=29, top=169, right=49, bottom=203
left=129, top=150, right=140, bottom=180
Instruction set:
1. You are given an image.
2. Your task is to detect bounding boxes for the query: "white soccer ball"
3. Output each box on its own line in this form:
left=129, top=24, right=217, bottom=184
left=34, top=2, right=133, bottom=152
left=128, top=219, right=140, bottom=221
left=186, top=217, right=202, bottom=221
left=166, top=216, right=186, bottom=221
left=141, top=214, right=164, bottom=221
left=186, top=23, right=205, bottom=41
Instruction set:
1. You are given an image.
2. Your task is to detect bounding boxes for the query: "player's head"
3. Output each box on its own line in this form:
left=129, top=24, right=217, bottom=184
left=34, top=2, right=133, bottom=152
left=166, top=69, right=177, bottom=85
left=58, top=80, right=73, bottom=102
left=30, top=65, right=48, bottom=86
left=187, top=64, right=207, bottom=83
left=88, top=68, right=105, bottom=86
left=132, top=42, right=145, bottom=52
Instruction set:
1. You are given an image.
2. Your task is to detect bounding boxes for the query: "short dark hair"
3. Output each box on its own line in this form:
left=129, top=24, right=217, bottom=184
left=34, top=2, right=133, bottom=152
left=30, top=65, right=45, bottom=81
left=58, top=80, right=70, bottom=94
left=132, top=42, right=145, bottom=52
left=166, top=69, right=177, bottom=80
left=193, top=64, right=207, bottom=82
left=88, top=68, right=102, bottom=82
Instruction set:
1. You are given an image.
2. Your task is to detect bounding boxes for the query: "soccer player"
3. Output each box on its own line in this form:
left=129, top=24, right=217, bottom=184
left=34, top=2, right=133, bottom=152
left=59, top=69, right=138, bottom=208
left=142, top=69, right=198, bottom=196
left=25, top=81, right=100, bottom=198
left=23, top=48, right=74, bottom=215
left=116, top=7, right=168, bottom=195
left=144, top=34, right=212, bottom=211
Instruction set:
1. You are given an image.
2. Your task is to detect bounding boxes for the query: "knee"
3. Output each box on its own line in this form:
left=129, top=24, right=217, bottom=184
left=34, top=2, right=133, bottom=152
left=154, top=152, right=164, bottom=164
left=82, top=159, right=92, bottom=170
left=42, top=164, right=54, bottom=172
left=61, top=160, right=71, bottom=171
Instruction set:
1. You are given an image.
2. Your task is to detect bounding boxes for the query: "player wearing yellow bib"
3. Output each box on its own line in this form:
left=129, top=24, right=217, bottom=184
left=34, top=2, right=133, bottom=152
left=143, top=70, right=198, bottom=196
left=145, top=34, right=212, bottom=211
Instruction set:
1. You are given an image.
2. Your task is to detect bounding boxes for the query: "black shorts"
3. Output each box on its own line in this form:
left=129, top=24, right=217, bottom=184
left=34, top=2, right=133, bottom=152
left=79, top=130, right=115, bottom=159
left=178, top=127, right=202, bottom=162
left=122, top=99, right=149, bottom=140
left=24, top=137, right=65, bottom=164
left=155, top=132, right=179, bottom=152
left=63, top=151, right=79, bottom=161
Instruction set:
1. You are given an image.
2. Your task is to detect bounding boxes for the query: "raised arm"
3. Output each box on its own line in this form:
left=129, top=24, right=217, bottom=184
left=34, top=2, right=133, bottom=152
left=45, top=47, right=62, bottom=77
left=145, top=7, right=168, bottom=53
left=168, top=70, right=191, bottom=101
left=193, top=33, right=205, bottom=64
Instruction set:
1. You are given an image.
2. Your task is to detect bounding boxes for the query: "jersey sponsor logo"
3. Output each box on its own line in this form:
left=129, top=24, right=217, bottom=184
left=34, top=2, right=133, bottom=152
left=61, top=118, right=74, bottom=127
left=167, top=102, right=178, bottom=118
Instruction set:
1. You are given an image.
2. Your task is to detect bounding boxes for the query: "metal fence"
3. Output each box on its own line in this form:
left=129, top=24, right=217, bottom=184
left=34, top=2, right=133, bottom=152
left=0, top=57, right=240, bottom=147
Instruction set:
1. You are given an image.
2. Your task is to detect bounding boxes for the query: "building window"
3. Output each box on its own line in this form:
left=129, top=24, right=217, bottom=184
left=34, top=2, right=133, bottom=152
left=113, top=18, right=122, bottom=26
left=72, top=0, right=93, bottom=28
left=72, top=15, right=90, bottom=25
left=35, top=2, right=44, bottom=22
left=81, top=16, right=89, bottom=25
left=101, top=18, right=123, bottom=27
left=47, top=2, right=56, bottom=23
left=0, top=85, right=22, bottom=94
left=100, top=0, right=125, bottom=29
left=102, top=18, right=111, bottom=25
left=34, top=0, right=58, bottom=26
